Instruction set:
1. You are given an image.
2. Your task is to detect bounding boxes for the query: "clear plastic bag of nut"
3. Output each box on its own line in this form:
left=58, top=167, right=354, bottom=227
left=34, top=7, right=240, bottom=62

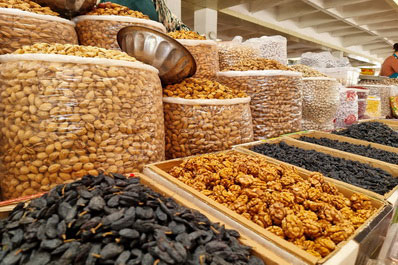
left=334, top=88, right=358, bottom=129
left=163, top=97, right=254, bottom=159
left=301, top=77, right=339, bottom=131
left=0, top=8, right=78, bottom=55
left=217, top=39, right=262, bottom=71
left=0, top=53, right=165, bottom=200
left=359, top=84, right=393, bottom=118
left=177, top=39, right=219, bottom=80
left=73, top=15, right=166, bottom=50
left=245, top=35, right=287, bottom=65
left=217, top=70, right=302, bottom=140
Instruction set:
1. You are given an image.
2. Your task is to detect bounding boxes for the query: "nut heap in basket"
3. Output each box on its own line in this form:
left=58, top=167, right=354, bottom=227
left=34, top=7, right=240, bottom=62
left=290, top=64, right=328, bottom=78
left=168, top=30, right=206, bottom=40
left=87, top=2, right=149, bottom=19
left=168, top=151, right=376, bottom=258
left=222, top=58, right=292, bottom=71
left=14, top=43, right=137, bottom=62
left=163, top=78, right=247, bottom=99
left=0, top=0, right=59, bottom=16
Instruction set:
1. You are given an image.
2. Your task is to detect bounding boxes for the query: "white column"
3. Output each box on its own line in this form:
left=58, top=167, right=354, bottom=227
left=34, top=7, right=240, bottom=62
left=165, top=0, right=181, bottom=19
left=194, top=8, right=217, bottom=40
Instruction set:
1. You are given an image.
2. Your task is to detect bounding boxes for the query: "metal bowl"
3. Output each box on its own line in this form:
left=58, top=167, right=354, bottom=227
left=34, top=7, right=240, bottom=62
left=32, top=0, right=97, bottom=17
left=117, top=26, right=196, bottom=85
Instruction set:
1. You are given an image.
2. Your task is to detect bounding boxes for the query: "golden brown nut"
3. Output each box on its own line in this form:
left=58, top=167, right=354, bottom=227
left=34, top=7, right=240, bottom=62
left=168, top=30, right=206, bottom=40
left=290, top=64, right=328, bottom=77
left=282, top=214, right=304, bottom=239
left=0, top=0, right=59, bottom=16
left=86, top=2, right=149, bottom=19
left=266, top=226, right=285, bottom=238
left=222, top=58, right=292, bottom=71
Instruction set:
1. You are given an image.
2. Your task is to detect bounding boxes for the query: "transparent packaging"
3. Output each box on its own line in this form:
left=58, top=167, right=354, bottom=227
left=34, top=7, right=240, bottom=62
left=217, top=41, right=262, bottom=71
left=74, top=15, right=166, bottom=50
left=316, top=67, right=360, bottom=86
left=365, top=96, right=382, bottom=118
left=360, top=84, right=392, bottom=118
left=0, top=8, right=78, bottom=55
left=301, top=77, right=339, bottom=131
left=0, top=54, right=165, bottom=199
left=335, top=89, right=358, bottom=129
left=164, top=97, right=253, bottom=159
left=358, top=99, right=368, bottom=119
left=391, top=97, right=398, bottom=118
left=245, top=35, right=287, bottom=65
left=217, top=70, right=302, bottom=140
left=177, top=39, right=219, bottom=80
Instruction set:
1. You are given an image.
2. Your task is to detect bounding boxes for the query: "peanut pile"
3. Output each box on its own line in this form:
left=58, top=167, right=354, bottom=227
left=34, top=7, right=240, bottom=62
left=163, top=78, right=247, bottom=99
left=222, top=58, right=292, bottom=71
left=168, top=151, right=376, bottom=258
left=0, top=0, right=59, bottom=16
left=14, top=43, right=137, bottom=62
left=168, top=30, right=206, bottom=40
left=86, top=2, right=149, bottom=19
left=291, top=64, right=328, bottom=77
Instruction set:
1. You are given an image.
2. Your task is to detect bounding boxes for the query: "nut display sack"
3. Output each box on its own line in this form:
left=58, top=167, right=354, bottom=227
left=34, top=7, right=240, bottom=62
left=177, top=39, right=219, bottom=80
left=217, top=70, right=302, bottom=140
left=217, top=41, right=262, bottom=71
left=163, top=97, right=253, bottom=159
left=0, top=8, right=78, bottom=55
left=359, top=84, right=393, bottom=118
left=0, top=54, right=165, bottom=199
left=365, top=96, right=382, bottom=118
left=74, top=15, right=166, bottom=50
left=301, top=77, right=339, bottom=131
left=334, top=88, right=358, bottom=129
left=245, top=35, right=287, bottom=65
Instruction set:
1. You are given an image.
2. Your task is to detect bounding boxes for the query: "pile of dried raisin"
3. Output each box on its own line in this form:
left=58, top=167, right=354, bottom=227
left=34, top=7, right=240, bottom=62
left=298, top=136, right=398, bottom=164
left=333, top=122, right=398, bottom=147
left=250, top=142, right=398, bottom=195
left=0, top=173, right=264, bottom=265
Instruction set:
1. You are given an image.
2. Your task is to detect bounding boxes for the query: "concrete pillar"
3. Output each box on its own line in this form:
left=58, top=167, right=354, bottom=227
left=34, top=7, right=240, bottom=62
left=165, top=0, right=181, bottom=19
left=194, top=8, right=217, bottom=40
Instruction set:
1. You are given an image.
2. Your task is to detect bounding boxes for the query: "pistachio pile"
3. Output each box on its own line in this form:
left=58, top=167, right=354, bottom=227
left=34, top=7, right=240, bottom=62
left=0, top=0, right=59, bottom=16
left=86, top=2, right=149, bottom=19
left=14, top=43, right=137, bottom=62
left=163, top=78, right=247, bottom=99
left=290, top=64, right=328, bottom=77
left=168, top=151, right=376, bottom=258
left=223, top=58, right=292, bottom=71
left=168, top=30, right=206, bottom=40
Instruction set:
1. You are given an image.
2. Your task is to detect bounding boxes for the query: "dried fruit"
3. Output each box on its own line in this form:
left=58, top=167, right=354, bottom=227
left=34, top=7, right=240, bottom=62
left=0, top=173, right=264, bottom=264
left=87, top=2, right=149, bottom=18
left=168, top=30, right=206, bottom=40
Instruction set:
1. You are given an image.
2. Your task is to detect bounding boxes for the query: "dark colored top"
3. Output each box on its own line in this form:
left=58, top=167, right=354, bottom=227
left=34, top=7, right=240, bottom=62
left=380, top=54, right=398, bottom=77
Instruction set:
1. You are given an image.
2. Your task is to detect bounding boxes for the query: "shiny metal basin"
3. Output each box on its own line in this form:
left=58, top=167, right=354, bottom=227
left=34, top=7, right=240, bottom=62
left=117, top=26, right=196, bottom=85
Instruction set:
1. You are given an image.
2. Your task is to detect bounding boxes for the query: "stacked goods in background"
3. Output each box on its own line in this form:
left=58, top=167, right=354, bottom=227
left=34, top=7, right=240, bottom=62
left=0, top=173, right=269, bottom=265
left=217, top=59, right=302, bottom=140
left=152, top=150, right=381, bottom=260
left=168, top=30, right=219, bottom=80
left=290, top=64, right=339, bottom=131
left=163, top=78, right=253, bottom=159
left=0, top=43, right=165, bottom=199
left=0, top=0, right=78, bottom=54
left=74, top=2, right=166, bottom=50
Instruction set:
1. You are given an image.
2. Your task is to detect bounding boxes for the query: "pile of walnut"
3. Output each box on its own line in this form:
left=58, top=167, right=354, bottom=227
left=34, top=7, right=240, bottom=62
left=86, top=2, right=149, bottom=19
left=0, top=0, right=59, bottom=16
left=168, top=30, right=206, bottom=40
left=223, top=58, right=292, bottom=71
left=291, top=64, right=328, bottom=78
left=163, top=78, right=247, bottom=99
left=168, top=151, right=376, bottom=258
left=14, top=43, right=137, bottom=62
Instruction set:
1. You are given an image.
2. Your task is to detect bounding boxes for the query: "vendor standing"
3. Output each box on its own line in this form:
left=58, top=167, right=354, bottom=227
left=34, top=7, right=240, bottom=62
left=380, top=43, right=398, bottom=78
left=98, top=0, right=190, bottom=32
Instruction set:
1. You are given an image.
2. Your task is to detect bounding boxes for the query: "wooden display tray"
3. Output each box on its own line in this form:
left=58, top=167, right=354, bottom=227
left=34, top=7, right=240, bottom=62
left=145, top=151, right=388, bottom=265
left=236, top=136, right=398, bottom=200
left=0, top=173, right=288, bottom=265
left=358, top=119, right=398, bottom=130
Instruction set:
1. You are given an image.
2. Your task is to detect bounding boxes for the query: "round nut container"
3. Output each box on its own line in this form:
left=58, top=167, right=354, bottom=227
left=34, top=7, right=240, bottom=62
left=74, top=15, right=166, bottom=50
left=0, top=8, right=78, bottom=55
left=0, top=52, right=165, bottom=199
left=217, top=70, right=302, bottom=140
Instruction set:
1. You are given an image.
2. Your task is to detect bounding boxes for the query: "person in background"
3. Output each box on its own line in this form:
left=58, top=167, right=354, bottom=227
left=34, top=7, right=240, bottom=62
left=380, top=43, right=398, bottom=78
left=98, top=0, right=190, bottom=32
